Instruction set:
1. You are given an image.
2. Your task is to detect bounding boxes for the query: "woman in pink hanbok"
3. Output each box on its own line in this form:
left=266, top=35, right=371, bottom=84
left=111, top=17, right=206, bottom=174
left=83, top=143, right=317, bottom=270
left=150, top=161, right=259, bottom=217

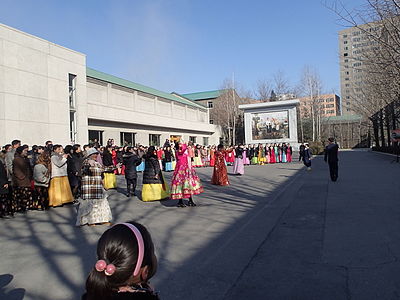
left=170, top=143, right=203, bottom=207
left=287, top=143, right=293, bottom=162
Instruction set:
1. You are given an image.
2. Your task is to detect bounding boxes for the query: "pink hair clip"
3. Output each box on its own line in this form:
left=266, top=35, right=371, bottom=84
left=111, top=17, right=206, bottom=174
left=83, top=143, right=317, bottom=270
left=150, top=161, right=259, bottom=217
left=95, top=259, right=116, bottom=276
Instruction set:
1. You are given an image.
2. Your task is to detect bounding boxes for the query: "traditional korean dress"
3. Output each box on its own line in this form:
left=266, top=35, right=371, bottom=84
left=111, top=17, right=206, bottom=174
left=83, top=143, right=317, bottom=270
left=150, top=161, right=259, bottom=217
left=209, top=148, right=216, bottom=167
left=270, top=147, right=276, bottom=163
left=232, top=148, right=245, bottom=175
left=211, top=150, right=230, bottom=185
left=287, top=146, right=293, bottom=162
left=170, top=144, right=203, bottom=199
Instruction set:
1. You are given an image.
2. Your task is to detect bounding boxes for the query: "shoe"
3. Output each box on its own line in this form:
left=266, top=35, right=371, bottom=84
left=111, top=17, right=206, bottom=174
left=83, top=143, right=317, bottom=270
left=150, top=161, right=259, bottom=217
left=187, top=200, right=197, bottom=207
left=177, top=203, right=186, bottom=208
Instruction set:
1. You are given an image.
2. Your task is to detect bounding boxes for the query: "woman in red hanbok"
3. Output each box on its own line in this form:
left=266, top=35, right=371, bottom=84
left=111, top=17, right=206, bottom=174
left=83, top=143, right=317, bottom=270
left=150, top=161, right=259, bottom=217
left=270, top=145, right=276, bottom=163
left=287, top=143, right=293, bottom=162
left=225, top=147, right=235, bottom=166
left=211, top=145, right=230, bottom=186
left=209, top=146, right=216, bottom=167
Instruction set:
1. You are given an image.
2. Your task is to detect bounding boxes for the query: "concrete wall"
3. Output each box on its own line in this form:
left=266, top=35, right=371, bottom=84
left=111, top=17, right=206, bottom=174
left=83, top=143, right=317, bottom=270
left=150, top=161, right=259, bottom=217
left=0, top=23, right=88, bottom=146
left=86, top=79, right=220, bottom=146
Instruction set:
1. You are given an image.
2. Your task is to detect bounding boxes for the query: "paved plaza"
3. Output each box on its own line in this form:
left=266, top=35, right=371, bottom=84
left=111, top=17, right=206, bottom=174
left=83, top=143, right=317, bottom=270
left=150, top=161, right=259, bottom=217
left=1, top=150, right=400, bottom=300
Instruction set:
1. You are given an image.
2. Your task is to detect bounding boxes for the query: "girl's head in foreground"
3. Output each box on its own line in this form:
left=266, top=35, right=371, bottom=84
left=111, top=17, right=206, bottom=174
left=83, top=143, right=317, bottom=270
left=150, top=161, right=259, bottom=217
left=85, top=222, right=157, bottom=300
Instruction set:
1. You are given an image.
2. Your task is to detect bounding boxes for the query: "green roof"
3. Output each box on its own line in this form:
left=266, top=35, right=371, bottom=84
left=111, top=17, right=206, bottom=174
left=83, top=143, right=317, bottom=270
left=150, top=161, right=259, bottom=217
left=181, top=89, right=227, bottom=101
left=86, top=67, right=205, bottom=110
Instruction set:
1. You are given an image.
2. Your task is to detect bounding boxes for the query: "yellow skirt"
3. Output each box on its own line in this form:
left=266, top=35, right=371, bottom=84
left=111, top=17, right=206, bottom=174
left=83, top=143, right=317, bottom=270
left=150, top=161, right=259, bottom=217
left=103, top=173, right=117, bottom=190
left=48, top=176, right=73, bottom=207
left=142, top=183, right=170, bottom=202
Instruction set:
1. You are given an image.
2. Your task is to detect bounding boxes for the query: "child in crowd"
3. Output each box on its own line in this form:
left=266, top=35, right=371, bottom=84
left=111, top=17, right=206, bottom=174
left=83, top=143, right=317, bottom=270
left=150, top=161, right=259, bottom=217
left=82, top=221, right=159, bottom=300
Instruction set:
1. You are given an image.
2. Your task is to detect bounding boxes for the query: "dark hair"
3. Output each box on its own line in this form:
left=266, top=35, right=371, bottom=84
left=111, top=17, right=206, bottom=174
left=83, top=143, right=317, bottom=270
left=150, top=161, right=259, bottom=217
left=64, top=145, right=73, bottom=155
left=85, top=222, right=156, bottom=300
left=328, top=137, right=334, bottom=143
left=145, top=146, right=157, bottom=159
left=16, top=145, right=28, bottom=154
left=217, top=144, right=224, bottom=151
left=4, top=144, right=12, bottom=151
left=52, top=144, right=63, bottom=151
left=12, top=139, right=21, bottom=146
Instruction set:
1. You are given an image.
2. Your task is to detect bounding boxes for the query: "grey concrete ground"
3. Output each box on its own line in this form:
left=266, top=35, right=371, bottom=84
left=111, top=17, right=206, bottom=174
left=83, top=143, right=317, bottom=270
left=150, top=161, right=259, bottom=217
left=0, top=150, right=399, bottom=300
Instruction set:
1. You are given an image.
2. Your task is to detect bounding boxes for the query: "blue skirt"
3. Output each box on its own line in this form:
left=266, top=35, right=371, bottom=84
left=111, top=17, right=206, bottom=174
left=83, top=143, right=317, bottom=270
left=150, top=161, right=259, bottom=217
left=136, top=161, right=145, bottom=172
left=165, top=162, right=173, bottom=172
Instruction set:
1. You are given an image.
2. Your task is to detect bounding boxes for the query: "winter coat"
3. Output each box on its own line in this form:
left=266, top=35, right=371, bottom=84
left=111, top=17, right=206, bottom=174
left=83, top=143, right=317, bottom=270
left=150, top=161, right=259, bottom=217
left=143, top=157, right=163, bottom=184
left=51, top=154, right=68, bottom=178
left=163, top=150, right=173, bottom=163
left=0, top=160, right=9, bottom=194
left=5, top=148, right=15, bottom=181
left=67, top=154, right=83, bottom=186
left=33, top=164, right=50, bottom=187
left=324, top=143, right=339, bottom=163
left=12, top=154, right=32, bottom=187
left=102, top=151, right=113, bottom=167
left=123, top=153, right=142, bottom=180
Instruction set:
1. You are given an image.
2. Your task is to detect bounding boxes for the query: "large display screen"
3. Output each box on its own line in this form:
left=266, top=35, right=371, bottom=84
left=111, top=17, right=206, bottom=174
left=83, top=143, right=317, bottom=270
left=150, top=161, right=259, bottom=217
left=251, top=111, right=289, bottom=140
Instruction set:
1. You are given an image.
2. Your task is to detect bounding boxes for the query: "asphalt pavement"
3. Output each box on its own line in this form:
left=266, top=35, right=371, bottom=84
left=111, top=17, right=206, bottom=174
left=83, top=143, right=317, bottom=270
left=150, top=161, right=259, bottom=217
left=0, top=150, right=399, bottom=300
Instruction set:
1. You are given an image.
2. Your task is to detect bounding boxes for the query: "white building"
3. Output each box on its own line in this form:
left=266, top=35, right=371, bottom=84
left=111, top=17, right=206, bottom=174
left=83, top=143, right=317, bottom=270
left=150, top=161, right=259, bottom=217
left=0, top=23, right=221, bottom=147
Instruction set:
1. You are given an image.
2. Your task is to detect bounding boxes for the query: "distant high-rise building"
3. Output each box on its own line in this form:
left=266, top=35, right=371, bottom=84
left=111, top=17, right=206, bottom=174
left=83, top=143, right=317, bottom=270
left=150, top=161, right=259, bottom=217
left=298, top=94, right=341, bottom=118
left=338, top=23, right=381, bottom=115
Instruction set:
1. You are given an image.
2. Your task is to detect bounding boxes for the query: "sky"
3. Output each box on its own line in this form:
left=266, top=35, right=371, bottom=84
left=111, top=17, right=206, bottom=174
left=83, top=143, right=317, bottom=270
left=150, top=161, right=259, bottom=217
left=0, top=0, right=366, bottom=96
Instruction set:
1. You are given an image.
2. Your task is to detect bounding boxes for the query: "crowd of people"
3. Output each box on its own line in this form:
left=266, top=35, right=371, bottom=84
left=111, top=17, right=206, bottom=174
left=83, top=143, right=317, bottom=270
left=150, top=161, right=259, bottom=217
left=0, top=138, right=299, bottom=225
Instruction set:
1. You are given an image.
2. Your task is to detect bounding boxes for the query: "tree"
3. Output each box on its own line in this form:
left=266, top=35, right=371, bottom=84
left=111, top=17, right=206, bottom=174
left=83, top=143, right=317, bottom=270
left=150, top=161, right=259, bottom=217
left=299, top=66, right=324, bottom=141
left=213, top=79, right=250, bottom=145
left=327, top=0, right=400, bottom=147
left=255, top=79, right=273, bottom=102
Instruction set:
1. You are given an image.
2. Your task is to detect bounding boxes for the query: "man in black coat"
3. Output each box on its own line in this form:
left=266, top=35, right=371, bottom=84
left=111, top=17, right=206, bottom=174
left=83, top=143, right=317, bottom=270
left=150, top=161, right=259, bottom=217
left=123, top=147, right=142, bottom=197
left=324, top=137, right=339, bottom=182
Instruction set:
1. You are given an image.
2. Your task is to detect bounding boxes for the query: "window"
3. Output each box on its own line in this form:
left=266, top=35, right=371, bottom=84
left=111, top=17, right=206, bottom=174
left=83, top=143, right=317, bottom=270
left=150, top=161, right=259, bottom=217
left=209, top=119, right=214, bottom=124
left=189, top=136, right=197, bottom=144
left=343, top=34, right=348, bottom=38
left=120, top=132, right=135, bottom=146
left=344, top=59, right=349, bottom=63
left=345, top=77, right=349, bottom=81
left=344, top=46, right=348, bottom=50
left=345, top=71, right=350, bottom=75
left=203, top=137, right=209, bottom=146
left=326, top=104, right=334, bottom=108
left=69, top=74, right=76, bottom=108
left=207, top=101, right=213, bottom=108
left=344, top=53, right=348, bottom=57
left=149, top=134, right=161, bottom=147
left=89, top=130, right=103, bottom=146
left=69, top=74, right=77, bottom=143
left=344, top=40, right=348, bottom=44
left=345, top=84, right=350, bottom=87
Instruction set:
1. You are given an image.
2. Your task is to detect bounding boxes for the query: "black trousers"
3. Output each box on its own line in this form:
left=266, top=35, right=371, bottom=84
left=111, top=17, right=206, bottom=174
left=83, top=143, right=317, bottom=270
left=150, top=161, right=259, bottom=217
left=328, top=161, right=338, bottom=181
left=126, top=178, right=137, bottom=193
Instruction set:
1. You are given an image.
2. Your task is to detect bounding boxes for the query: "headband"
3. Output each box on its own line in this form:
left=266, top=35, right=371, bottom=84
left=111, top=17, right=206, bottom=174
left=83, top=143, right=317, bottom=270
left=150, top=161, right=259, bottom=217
left=119, top=223, right=145, bottom=277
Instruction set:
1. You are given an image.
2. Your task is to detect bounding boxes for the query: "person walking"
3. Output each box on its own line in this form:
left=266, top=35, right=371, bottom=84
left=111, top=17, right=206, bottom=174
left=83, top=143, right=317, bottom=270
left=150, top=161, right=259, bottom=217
left=324, top=137, right=339, bottom=181
left=141, top=146, right=169, bottom=202
left=123, top=147, right=142, bottom=197
left=302, top=143, right=312, bottom=171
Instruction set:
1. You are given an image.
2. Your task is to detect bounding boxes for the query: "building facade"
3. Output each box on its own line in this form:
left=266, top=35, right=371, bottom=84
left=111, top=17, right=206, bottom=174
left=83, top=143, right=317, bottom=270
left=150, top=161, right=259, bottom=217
left=298, top=93, right=341, bottom=118
left=339, top=23, right=381, bottom=115
left=0, top=23, right=221, bottom=147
